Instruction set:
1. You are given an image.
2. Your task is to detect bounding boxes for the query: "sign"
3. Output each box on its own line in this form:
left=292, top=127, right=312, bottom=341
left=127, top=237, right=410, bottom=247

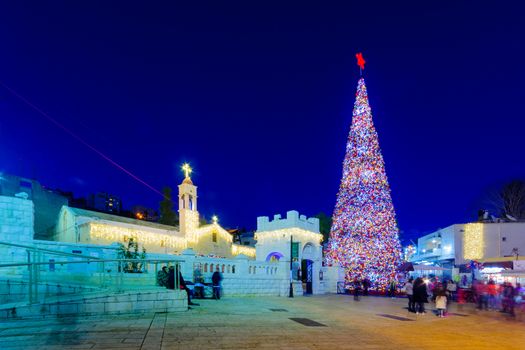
left=291, top=242, right=300, bottom=259
left=514, top=260, right=525, bottom=270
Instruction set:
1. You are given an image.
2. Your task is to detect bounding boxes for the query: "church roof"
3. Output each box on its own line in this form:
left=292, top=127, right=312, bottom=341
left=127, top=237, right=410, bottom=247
left=182, top=177, right=193, bottom=185
left=66, top=207, right=180, bottom=231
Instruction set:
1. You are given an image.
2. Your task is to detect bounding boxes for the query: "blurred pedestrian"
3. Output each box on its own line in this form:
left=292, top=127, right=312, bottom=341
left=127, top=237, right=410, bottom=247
left=413, top=277, right=428, bottom=315
left=353, top=278, right=361, bottom=301
left=446, top=279, right=457, bottom=302
left=388, top=279, right=397, bottom=299
left=404, top=278, right=415, bottom=312
left=362, top=278, right=370, bottom=296
left=474, top=280, right=488, bottom=311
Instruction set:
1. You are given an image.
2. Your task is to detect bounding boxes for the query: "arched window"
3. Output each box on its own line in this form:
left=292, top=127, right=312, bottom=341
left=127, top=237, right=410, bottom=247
left=181, top=194, right=186, bottom=209
left=212, top=232, right=217, bottom=242
left=265, top=252, right=284, bottom=262
left=204, top=263, right=208, bottom=273
left=221, top=264, right=225, bottom=273
left=210, top=264, right=214, bottom=272
left=232, top=265, right=236, bottom=274
left=189, top=196, right=193, bottom=210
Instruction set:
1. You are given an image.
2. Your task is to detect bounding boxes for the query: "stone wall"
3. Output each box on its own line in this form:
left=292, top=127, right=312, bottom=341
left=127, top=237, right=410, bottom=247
left=0, top=195, right=34, bottom=243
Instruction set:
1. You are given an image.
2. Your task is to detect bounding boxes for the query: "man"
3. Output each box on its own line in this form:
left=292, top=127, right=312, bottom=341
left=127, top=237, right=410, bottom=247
left=212, top=266, right=223, bottom=300
left=167, top=266, right=199, bottom=308
left=156, top=266, right=169, bottom=287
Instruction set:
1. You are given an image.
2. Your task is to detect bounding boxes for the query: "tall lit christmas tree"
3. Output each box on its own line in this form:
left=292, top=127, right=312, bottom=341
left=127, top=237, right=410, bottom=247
left=326, top=53, right=401, bottom=291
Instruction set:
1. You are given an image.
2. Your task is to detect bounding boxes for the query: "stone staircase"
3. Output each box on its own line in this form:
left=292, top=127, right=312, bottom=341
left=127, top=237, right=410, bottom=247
left=0, top=288, right=187, bottom=319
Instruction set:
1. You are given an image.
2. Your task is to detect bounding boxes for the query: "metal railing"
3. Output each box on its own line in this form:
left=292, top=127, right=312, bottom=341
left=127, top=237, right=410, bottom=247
left=0, top=241, right=184, bottom=305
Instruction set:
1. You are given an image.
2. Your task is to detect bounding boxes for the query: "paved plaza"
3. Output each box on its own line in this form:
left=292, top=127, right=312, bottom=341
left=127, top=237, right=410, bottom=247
left=0, top=294, right=523, bottom=350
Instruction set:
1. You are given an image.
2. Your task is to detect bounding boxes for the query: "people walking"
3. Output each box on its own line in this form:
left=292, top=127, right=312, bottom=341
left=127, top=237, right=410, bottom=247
left=413, top=277, right=428, bottom=315
left=212, top=265, right=223, bottom=300
left=404, top=278, right=415, bottom=312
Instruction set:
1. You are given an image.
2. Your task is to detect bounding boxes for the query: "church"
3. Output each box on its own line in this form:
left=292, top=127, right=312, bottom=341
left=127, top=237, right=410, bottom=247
left=55, top=164, right=256, bottom=259
left=0, top=164, right=333, bottom=298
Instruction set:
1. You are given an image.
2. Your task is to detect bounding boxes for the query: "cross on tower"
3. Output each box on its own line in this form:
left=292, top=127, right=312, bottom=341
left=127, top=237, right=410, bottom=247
left=182, top=163, right=192, bottom=178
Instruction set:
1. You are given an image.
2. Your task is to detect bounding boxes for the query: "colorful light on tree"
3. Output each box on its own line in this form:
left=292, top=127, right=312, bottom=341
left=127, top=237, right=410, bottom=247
left=325, top=76, right=402, bottom=291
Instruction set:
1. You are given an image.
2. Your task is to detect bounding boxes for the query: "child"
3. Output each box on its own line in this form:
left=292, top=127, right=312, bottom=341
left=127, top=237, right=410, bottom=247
left=435, top=286, right=448, bottom=317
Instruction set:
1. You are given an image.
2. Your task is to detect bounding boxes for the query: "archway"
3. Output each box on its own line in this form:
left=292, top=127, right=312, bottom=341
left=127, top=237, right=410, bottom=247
left=301, top=259, right=313, bottom=294
left=301, top=243, right=316, bottom=294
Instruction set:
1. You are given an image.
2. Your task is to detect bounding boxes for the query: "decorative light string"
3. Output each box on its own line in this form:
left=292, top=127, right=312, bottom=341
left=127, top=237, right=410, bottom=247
left=325, top=77, right=402, bottom=291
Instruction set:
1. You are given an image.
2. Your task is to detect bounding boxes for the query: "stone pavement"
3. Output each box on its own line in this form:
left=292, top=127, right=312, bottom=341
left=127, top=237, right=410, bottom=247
left=0, top=294, right=523, bottom=349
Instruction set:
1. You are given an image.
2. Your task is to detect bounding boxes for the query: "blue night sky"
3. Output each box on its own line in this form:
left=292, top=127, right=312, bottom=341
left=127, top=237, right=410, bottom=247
left=1, top=2, right=524, bottom=242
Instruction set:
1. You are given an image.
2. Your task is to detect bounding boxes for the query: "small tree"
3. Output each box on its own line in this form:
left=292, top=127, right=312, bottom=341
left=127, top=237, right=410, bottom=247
left=159, top=186, right=178, bottom=226
left=483, top=180, right=525, bottom=221
left=117, top=237, right=147, bottom=273
left=314, top=212, right=332, bottom=242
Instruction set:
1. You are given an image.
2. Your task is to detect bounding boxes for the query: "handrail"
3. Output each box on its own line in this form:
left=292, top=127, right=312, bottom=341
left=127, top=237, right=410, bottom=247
left=0, top=258, right=184, bottom=305
left=0, top=258, right=185, bottom=269
left=0, top=240, right=101, bottom=260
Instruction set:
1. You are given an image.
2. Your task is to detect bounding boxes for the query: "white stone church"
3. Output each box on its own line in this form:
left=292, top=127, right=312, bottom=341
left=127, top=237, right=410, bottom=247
left=0, top=168, right=339, bottom=317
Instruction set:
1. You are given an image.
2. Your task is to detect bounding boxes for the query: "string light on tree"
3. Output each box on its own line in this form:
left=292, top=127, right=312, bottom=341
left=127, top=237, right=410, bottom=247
left=325, top=53, right=402, bottom=291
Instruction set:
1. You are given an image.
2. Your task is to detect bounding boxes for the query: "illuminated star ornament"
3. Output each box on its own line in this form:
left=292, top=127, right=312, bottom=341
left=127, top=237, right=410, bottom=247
left=325, top=54, right=402, bottom=291
left=356, top=52, right=366, bottom=71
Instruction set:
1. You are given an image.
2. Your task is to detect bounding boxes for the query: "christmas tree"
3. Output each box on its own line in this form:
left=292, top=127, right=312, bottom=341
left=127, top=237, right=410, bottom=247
left=326, top=55, right=401, bottom=291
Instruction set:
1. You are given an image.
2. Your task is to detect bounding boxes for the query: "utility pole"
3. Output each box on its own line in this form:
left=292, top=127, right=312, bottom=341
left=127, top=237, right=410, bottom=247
left=289, top=235, right=294, bottom=298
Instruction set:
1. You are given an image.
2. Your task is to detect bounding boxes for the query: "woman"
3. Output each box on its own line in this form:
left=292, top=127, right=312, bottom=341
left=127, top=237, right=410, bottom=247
left=413, top=277, right=428, bottom=315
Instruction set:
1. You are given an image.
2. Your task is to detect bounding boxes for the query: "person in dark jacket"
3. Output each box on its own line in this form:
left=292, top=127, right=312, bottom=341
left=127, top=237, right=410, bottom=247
left=156, top=266, right=169, bottom=287
left=353, top=279, right=361, bottom=301
left=167, top=266, right=198, bottom=307
left=212, top=266, right=223, bottom=300
left=362, top=278, right=370, bottom=296
left=413, top=277, right=428, bottom=314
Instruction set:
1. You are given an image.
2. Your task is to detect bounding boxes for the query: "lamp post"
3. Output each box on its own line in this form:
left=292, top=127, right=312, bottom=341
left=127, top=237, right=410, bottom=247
left=289, top=235, right=294, bottom=298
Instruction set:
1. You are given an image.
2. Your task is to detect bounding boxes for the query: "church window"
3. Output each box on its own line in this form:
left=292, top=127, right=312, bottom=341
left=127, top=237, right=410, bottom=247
left=210, top=264, right=214, bottom=271
left=204, top=263, right=208, bottom=273
left=232, top=265, right=236, bottom=274
left=212, top=232, right=217, bottom=242
left=222, top=264, right=225, bottom=273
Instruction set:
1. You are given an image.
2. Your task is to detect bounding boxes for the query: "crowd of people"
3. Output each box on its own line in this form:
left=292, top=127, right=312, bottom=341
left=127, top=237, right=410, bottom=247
left=403, top=276, right=524, bottom=318
left=155, top=265, right=223, bottom=309
left=469, top=279, right=523, bottom=316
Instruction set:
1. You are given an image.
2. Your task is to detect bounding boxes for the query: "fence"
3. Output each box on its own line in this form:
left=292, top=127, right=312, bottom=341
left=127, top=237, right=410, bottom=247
left=0, top=241, right=183, bottom=305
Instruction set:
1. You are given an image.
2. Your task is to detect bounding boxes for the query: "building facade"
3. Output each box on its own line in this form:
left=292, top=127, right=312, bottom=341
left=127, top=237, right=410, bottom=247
left=255, top=211, right=324, bottom=294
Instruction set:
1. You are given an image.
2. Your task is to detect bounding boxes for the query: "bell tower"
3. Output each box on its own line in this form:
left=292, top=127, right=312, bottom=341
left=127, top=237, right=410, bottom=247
left=178, top=163, right=199, bottom=238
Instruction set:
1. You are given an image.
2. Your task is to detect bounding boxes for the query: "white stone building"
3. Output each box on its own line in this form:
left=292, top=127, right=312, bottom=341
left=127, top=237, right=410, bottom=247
left=410, top=222, right=525, bottom=266
left=255, top=211, right=324, bottom=294
left=54, top=172, right=256, bottom=259
left=0, top=170, right=338, bottom=306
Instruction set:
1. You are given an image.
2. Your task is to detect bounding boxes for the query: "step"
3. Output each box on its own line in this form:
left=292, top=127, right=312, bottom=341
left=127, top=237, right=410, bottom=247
left=0, top=289, right=187, bottom=319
